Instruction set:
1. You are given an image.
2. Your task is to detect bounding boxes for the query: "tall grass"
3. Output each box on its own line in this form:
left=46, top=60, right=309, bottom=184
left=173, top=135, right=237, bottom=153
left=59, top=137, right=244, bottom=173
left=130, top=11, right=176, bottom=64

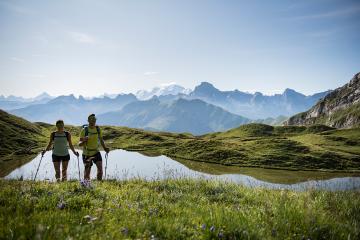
left=0, top=179, right=359, bottom=239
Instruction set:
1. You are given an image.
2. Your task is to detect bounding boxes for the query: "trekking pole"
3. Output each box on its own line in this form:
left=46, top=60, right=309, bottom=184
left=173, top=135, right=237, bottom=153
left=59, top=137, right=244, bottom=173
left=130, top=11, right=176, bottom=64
left=104, top=152, right=109, bottom=180
left=33, top=152, right=44, bottom=181
left=77, top=155, right=81, bottom=181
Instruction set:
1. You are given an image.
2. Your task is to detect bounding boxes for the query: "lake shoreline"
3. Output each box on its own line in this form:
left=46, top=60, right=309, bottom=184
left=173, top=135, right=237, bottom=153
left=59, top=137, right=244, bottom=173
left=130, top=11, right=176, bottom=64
left=118, top=148, right=360, bottom=173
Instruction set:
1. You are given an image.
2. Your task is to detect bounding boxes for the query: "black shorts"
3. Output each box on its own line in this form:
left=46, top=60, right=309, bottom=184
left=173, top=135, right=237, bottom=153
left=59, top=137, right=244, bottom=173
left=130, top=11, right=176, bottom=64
left=52, top=154, right=70, bottom=162
left=83, top=152, right=102, bottom=167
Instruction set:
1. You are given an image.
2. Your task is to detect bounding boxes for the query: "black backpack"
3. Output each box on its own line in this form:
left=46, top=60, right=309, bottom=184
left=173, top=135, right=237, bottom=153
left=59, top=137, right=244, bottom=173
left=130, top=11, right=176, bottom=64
left=51, top=131, right=70, bottom=141
left=82, top=125, right=101, bottom=139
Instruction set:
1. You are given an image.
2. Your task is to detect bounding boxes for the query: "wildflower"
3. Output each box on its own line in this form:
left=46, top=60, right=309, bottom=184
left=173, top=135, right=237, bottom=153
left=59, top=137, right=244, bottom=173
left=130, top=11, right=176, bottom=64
left=210, top=226, right=215, bottom=232
left=57, top=201, right=65, bottom=210
left=120, top=227, right=128, bottom=235
left=201, top=224, right=206, bottom=230
left=80, top=180, right=92, bottom=188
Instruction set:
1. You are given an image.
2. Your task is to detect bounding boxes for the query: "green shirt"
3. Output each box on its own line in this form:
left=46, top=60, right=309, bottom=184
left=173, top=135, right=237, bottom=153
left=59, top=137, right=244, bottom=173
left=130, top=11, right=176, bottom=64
left=80, top=126, right=103, bottom=156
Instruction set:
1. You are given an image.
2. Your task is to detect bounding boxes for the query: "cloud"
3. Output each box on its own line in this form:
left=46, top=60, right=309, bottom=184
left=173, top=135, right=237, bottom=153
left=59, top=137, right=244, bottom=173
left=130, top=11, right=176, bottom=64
left=160, top=82, right=177, bottom=87
left=292, top=5, right=360, bottom=20
left=10, top=57, right=25, bottom=63
left=144, top=72, right=159, bottom=76
left=68, top=31, right=96, bottom=44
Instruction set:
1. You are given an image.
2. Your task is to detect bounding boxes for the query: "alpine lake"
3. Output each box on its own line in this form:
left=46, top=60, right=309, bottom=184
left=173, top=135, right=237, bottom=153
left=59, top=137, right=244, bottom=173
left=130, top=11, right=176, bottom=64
left=3, top=149, right=360, bottom=191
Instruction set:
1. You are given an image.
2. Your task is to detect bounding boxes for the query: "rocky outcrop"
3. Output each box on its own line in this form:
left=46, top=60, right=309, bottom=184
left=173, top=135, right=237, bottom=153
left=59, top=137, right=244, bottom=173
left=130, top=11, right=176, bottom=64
left=284, top=72, right=360, bottom=128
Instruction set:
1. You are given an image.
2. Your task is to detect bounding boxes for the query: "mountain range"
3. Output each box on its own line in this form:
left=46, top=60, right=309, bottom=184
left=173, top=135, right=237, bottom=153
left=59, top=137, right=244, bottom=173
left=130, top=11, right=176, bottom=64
left=10, top=94, right=137, bottom=126
left=183, top=82, right=331, bottom=119
left=98, top=98, right=250, bottom=135
left=1, top=81, right=341, bottom=134
left=285, top=72, right=360, bottom=128
left=136, top=83, right=191, bottom=100
left=0, top=92, right=53, bottom=110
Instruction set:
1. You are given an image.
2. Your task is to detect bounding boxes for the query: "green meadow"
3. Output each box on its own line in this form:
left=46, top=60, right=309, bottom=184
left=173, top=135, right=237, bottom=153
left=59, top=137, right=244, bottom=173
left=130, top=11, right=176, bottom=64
left=1, top=179, right=359, bottom=240
left=1, top=110, right=360, bottom=239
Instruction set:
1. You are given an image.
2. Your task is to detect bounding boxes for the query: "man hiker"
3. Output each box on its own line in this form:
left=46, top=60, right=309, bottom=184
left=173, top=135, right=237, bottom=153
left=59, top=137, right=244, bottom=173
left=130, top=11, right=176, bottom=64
left=79, top=113, right=110, bottom=180
left=42, top=120, right=79, bottom=181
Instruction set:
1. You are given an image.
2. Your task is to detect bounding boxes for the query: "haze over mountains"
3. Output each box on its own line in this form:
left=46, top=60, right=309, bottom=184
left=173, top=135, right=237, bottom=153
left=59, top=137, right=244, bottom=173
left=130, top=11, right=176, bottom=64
left=98, top=98, right=250, bottom=135
left=1, top=81, right=333, bottom=134
left=0, top=92, right=53, bottom=110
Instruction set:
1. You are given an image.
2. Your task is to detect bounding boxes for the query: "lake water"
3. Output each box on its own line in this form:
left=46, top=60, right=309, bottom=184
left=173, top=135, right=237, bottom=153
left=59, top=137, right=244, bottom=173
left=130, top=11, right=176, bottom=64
left=4, top=149, right=360, bottom=191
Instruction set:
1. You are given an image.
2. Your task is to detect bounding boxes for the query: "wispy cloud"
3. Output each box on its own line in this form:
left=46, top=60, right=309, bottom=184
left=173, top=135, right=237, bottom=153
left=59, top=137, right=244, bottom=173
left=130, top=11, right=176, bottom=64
left=292, top=5, right=360, bottom=20
left=144, top=72, right=159, bottom=76
left=68, top=31, right=96, bottom=44
left=10, top=57, right=25, bottom=63
left=160, top=82, right=177, bottom=87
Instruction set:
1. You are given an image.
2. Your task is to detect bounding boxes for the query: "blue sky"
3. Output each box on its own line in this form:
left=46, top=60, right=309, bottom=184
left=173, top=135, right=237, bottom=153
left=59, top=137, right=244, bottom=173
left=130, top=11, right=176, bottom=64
left=0, top=0, right=359, bottom=97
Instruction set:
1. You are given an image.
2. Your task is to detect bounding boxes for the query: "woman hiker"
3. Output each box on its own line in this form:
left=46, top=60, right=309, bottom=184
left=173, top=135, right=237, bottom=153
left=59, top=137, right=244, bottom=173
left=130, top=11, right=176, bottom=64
left=79, top=113, right=110, bottom=181
left=42, top=119, right=79, bottom=181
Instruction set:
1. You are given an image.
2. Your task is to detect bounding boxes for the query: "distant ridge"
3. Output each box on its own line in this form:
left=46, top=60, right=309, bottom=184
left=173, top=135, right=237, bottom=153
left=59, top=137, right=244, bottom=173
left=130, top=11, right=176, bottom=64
left=285, top=72, right=360, bottom=128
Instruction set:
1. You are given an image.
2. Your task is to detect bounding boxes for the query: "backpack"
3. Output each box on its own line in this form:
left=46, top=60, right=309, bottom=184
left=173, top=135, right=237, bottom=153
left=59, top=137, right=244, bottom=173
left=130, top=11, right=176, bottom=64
left=82, top=125, right=101, bottom=140
left=51, top=131, right=70, bottom=141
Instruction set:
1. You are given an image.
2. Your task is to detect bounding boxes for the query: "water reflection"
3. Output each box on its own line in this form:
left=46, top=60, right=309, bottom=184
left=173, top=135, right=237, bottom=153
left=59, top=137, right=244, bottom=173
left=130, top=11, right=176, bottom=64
left=4, top=149, right=360, bottom=191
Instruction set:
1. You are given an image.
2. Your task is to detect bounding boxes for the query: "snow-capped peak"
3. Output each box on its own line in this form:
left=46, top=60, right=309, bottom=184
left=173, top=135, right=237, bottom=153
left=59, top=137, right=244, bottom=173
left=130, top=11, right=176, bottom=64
left=136, top=83, right=191, bottom=100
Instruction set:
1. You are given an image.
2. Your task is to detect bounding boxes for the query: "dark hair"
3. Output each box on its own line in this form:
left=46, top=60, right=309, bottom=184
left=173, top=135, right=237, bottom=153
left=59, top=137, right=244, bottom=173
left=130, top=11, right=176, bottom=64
left=56, top=119, right=64, bottom=126
left=88, top=113, right=96, bottom=120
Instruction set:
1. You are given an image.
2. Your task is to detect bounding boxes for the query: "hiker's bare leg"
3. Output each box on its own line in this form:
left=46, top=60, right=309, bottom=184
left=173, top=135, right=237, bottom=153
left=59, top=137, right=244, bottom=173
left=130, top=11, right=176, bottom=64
left=61, top=160, right=69, bottom=181
left=53, top=162, right=61, bottom=182
left=84, top=162, right=91, bottom=180
left=95, top=160, right=103, bottom=180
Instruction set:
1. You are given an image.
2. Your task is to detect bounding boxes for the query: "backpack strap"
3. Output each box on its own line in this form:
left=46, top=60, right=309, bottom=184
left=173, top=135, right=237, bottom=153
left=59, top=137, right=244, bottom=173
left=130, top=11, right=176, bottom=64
left=52, top=131, right=70, bottom=141
left=96, top=126, right=101, bottom=139
left=65, top=131, right=70, bottom=142
left=84, top=126, right=89, bottom=137
left=84, top=126, right=100, bottom=140
left=51, top=132, right=55, bottom=141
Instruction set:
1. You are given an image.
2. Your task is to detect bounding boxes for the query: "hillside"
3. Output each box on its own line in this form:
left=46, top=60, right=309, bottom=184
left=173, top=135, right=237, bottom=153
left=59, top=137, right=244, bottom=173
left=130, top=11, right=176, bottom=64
left=97, top=123, right=360, bottom=172
left=98, top=98, right=251, bottom=135
left=0, top=110, right=45, bottom=156
left=1, top=110, right=360, bottom=174
left=285, top=72, right=360, bottom=128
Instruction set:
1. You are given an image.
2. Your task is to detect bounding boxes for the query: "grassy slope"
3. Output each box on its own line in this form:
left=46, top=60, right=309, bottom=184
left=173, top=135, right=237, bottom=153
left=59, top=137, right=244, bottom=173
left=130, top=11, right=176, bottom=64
left=104, top=124, right=360, bottom=171
left=0, top=110, right=81, bottom=176
left=0, top=180, right=359, bottom=240
left=1, top=108, right=360, bottom=172
left=0, top=109, right=46, bottom=155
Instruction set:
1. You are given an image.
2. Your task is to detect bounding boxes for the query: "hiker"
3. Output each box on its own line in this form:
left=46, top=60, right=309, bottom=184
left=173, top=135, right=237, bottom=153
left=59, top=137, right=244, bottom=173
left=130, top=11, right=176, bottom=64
left=79, top=113, right=110, bottom=181
left=42, top=120, right=79, bottom=181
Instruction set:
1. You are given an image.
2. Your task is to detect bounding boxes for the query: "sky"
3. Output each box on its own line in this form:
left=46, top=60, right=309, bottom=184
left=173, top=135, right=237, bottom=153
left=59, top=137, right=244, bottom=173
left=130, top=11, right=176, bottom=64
left=0, top=0, right=359, bottom=98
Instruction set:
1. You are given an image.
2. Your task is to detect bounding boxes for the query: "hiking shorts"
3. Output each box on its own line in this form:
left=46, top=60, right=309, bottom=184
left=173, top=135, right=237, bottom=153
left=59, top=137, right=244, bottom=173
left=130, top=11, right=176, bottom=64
left=52, top=154, right=70, bottom=162
left=83, top=152, right=102, bottom=167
